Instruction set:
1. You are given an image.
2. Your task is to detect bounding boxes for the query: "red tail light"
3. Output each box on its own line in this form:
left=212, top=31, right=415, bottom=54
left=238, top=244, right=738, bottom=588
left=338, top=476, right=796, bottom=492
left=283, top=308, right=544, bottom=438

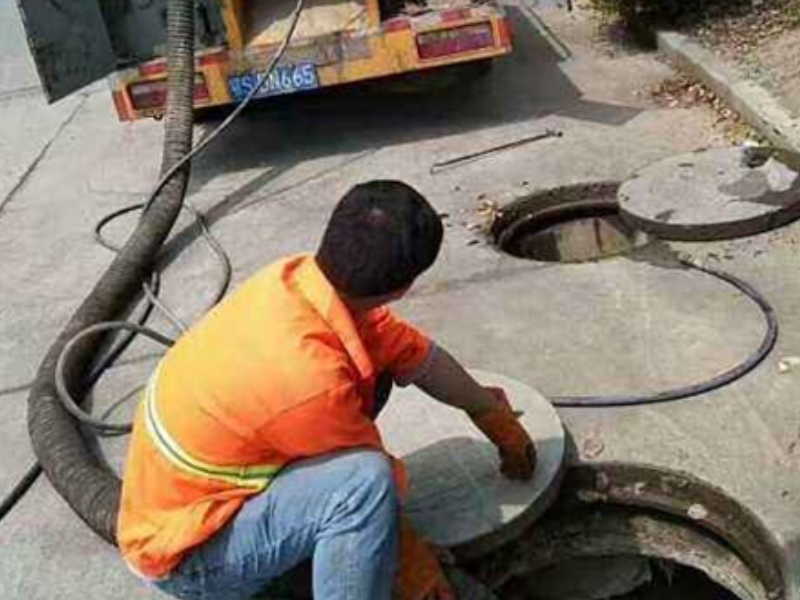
left=129, top=75, right=210, bottom=110
left=416, top=22, right=494, bottom=60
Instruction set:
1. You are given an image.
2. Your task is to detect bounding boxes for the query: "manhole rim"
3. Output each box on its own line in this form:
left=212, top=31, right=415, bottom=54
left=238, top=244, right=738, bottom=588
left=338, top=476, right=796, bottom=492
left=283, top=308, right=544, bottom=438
left=490, top=181, right=649, bottom=263
left=617, top=147, right=800, bottom=242
left=471, top=463, right=786, bottom=600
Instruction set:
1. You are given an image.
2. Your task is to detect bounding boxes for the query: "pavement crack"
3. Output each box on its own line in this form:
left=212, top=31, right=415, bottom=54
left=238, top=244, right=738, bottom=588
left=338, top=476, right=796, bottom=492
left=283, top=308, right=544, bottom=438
left=0, top=85, right=41, bottom=102
left=0, top=94, right=87, bottom=217
left=0, top=351, right=162, bottom=399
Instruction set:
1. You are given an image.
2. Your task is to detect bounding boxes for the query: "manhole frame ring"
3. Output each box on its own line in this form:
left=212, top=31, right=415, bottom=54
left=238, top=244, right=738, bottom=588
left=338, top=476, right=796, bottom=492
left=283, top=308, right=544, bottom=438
left=490, top=181, right=651, bottom=263
left=467, top=463, right=786, bottom=600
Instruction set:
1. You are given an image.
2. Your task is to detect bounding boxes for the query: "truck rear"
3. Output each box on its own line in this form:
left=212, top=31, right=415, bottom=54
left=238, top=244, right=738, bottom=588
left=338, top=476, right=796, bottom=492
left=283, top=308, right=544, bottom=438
left=18, top=0, right=512, bottom=122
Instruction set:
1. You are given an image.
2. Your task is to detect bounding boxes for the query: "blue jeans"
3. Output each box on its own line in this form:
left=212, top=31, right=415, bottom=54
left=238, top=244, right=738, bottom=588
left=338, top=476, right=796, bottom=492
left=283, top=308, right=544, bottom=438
left=152, top=449, right=399, bottom=600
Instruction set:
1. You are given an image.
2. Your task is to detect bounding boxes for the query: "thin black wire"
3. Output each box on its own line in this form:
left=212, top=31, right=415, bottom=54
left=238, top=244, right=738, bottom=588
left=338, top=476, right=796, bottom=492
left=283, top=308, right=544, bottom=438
left=550, top=260, right=779, bottom=407
left=55, top=322, right=175, bottom=435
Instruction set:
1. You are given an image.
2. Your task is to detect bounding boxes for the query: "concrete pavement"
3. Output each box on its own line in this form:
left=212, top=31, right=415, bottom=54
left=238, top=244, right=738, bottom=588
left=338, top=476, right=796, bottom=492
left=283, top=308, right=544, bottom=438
left=3, top=3, right=799, bottom=599
left=0, top=1, right=38, bottom=98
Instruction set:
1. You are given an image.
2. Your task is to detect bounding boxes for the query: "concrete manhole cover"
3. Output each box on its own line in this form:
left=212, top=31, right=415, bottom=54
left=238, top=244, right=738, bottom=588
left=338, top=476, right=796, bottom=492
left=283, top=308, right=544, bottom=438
left=378, top=369, right=565, bottom=559
left=619, top=146, right=800, bottom=241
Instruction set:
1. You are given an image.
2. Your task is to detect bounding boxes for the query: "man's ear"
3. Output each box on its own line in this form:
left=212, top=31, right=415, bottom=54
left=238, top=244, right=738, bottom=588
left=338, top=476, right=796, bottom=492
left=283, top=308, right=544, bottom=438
left=389, top=286, right=411, bottom=302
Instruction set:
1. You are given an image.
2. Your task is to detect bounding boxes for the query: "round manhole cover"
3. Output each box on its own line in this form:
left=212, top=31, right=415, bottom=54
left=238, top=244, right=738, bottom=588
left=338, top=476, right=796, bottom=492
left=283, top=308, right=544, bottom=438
left=378, top=369, right=565, bottom=559
left=619, top=146, right=800, bottom=241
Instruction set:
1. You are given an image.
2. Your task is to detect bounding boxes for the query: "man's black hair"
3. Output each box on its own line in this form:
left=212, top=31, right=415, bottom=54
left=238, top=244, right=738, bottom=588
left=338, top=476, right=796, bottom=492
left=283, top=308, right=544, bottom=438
left=316, top=180, right=443, bottom=298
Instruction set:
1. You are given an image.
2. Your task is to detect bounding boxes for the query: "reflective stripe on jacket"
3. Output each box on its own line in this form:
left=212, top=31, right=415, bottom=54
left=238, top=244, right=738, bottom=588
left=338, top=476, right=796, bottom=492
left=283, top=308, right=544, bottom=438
left=143, top=364, right=281, bottom=490
left=118, top=254, right=431, bottom=578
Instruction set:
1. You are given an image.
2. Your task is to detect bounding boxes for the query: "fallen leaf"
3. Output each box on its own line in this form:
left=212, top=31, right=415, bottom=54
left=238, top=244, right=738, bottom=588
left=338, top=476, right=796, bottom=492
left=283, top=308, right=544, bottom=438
left=778, top=356, right=800, bottom=373
left=582, top=437, right=605, bottom=459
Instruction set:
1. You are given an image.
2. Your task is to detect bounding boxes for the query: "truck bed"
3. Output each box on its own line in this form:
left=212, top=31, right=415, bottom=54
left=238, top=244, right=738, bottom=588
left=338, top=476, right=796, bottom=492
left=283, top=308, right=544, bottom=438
left=246, top=0, right=370, bottom=47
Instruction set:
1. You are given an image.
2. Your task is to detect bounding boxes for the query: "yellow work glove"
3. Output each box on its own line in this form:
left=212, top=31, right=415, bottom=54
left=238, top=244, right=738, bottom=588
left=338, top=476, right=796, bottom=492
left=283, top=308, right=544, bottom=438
left=395, top=516, right=456, bottom=600
left=469, top=387, right=537, bottom=481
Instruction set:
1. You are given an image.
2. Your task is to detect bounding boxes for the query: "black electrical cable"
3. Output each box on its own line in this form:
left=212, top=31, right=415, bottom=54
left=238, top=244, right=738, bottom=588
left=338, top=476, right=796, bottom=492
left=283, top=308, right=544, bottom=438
left=0, top=463, right=41, bottom=522
left=56, top=322, right=174, bottom=435
left=550, top=259, right=779, bottom=407
left=138, top=0, right=307, bottom=219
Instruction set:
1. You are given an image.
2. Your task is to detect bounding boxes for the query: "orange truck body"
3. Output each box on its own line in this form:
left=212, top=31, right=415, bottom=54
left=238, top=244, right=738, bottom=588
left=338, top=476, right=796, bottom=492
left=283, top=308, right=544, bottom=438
left=19, top=0, right=512, bottom=122
left=109, top=0, right=513, bottom=121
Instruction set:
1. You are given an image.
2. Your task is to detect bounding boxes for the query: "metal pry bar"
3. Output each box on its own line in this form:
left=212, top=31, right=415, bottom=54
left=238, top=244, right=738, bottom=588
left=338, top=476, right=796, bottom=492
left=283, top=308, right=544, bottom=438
left=430, top=129, right=563, bottom=174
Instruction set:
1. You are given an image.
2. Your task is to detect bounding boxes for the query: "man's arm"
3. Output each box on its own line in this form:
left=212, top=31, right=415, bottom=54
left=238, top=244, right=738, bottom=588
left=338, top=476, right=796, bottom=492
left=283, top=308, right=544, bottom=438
left=358, top=307, right=535, bottom=480
left=412, top=346, right=498, bottom=416
left=413, top=345, right=536, bottom=481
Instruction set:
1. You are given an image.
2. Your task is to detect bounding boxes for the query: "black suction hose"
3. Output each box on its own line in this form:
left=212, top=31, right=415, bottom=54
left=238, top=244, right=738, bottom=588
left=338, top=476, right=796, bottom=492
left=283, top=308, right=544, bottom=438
left=0, top=273, right=162, bottom=522
left=16, top=0, right=305, bottom=539
left=24, top=0, right=197, bottom=543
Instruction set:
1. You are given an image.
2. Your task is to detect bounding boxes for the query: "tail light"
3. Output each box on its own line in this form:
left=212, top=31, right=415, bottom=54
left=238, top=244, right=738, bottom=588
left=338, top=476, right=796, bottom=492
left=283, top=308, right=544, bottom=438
left=416, top=22, right=494, bottom=60
left=129, top=74, right=210, bottom=110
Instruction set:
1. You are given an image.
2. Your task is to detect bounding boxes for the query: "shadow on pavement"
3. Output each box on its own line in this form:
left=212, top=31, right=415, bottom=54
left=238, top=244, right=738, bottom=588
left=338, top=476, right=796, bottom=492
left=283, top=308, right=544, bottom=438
left=155, top=3, right=644, bottom=275
left=186, top=4, right=642, bottom=198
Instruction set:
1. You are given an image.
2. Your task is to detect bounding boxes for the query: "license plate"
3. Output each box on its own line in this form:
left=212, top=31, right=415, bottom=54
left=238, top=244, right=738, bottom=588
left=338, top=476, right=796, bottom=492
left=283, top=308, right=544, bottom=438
left=228, top=63, right=319, bottom=102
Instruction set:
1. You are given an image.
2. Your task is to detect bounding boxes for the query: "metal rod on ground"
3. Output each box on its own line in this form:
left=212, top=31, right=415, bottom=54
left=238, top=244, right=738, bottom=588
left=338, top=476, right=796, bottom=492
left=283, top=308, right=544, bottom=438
left=430, top=129, right=563, bottom=174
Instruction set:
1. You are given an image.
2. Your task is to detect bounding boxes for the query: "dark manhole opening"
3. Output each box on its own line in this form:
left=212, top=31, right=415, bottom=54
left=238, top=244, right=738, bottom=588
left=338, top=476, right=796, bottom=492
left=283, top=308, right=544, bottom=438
left=492, top=183, right=648, bottom=263
left=501, top=557, right=743, bottom=600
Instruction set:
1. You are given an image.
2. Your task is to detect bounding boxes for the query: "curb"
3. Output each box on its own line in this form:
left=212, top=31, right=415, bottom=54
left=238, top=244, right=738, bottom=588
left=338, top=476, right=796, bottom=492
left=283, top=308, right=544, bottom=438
left=656, top=30, right=800, bottom=153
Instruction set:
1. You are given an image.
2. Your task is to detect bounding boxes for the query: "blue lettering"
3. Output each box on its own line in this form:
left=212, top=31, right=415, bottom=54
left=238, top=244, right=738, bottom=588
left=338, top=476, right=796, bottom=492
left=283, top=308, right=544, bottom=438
left=240, top=74, right=256, bottom=98
left=267, top=70, right=281, bottom=93
left=229, top=77, right=244, bottom=102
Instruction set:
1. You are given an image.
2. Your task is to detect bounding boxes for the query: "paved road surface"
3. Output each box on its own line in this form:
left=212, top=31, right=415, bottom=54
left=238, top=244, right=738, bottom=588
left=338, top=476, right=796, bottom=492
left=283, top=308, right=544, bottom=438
left=6, top=4, right=799, bottom=600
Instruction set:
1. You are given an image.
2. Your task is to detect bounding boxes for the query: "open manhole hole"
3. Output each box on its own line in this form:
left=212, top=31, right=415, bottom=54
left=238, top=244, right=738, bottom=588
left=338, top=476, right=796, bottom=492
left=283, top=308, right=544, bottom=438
left=479, top=474, right=782, bottom=600
left=502, top=557, right=742, bottom=600
left=492, top=183, right=649, bottom=263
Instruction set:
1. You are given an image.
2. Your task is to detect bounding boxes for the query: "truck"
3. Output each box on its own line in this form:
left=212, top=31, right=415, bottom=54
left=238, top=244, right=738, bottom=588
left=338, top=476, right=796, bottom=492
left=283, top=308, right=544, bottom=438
left=17, top=0, right=513, bottom=122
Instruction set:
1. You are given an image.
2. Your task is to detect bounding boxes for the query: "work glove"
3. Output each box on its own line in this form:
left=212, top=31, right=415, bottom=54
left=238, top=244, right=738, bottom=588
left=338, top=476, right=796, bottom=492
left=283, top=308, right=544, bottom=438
left=469, top=387, right=536, bottom=481
left=395, top=515, right=456, bottom=600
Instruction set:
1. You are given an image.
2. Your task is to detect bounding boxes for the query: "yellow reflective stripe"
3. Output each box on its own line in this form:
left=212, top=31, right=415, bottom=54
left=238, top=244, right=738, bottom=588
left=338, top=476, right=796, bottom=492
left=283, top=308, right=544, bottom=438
left=143, top=365, right=280, bottom=490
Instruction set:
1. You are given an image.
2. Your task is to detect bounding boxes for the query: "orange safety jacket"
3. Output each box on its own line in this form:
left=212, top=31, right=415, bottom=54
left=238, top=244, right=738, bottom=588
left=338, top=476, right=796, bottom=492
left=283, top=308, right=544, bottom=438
left=117, top=254, right=432, bottom=579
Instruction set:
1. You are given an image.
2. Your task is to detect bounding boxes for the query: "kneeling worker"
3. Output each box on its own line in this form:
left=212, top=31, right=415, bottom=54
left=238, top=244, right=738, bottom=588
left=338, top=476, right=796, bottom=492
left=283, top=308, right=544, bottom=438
left=118, top=180, right=536, bottom=600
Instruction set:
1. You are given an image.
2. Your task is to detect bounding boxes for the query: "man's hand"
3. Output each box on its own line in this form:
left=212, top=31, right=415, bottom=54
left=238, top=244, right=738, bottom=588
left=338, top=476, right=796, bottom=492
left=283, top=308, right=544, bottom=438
left=425, top=578, right=456, bottom=600
left=425, top=545, right=456, bottom=600
left=410, top=345, right=536, bottom=480
left=395, top=516, right=457, bottom=600
left=469, top=387, right=537, bottom=481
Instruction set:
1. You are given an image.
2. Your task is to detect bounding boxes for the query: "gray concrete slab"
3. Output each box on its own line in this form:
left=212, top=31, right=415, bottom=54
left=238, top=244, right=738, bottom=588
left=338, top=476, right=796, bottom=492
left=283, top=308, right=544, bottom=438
left=0, top=1, right=39, bottom=97
left=620, top=147, right=800, bottom=241
left=0, top=390, right=34, bottom=495
left=0, top=94, right=85, bottom=212
left=0, top=477, right=165, bottom=599
left=380, top=369, right=564, bottom=555
left=4, top=3, right=791, bottom=599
